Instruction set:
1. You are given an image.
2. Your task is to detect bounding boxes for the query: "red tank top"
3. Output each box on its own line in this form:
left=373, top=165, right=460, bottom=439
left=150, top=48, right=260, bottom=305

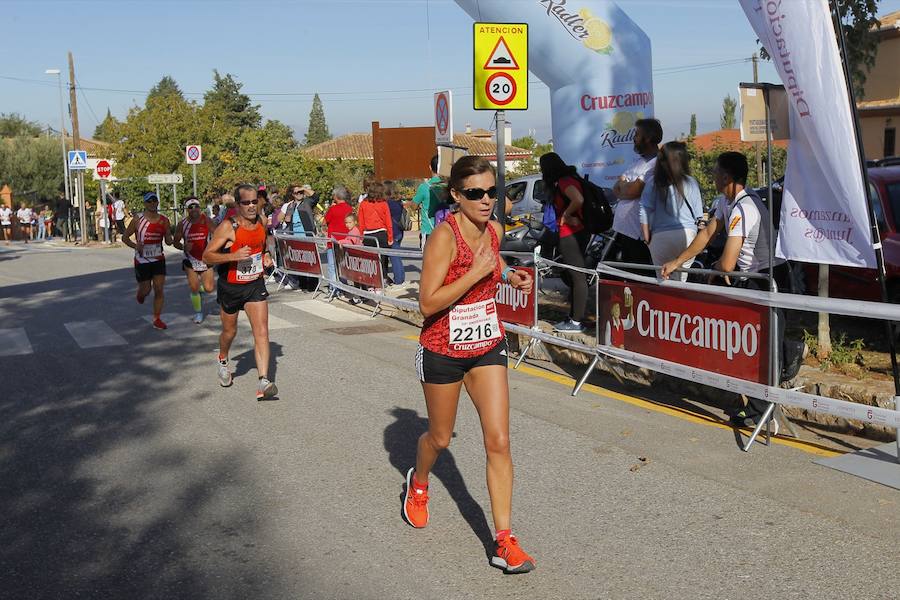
left=225, top=218, right=267, bottom=284
left=182, top=215, right=210, bottom=261
left=134, top=213, right=169, bottom=264
left=419, top=215, right=504, bottom=358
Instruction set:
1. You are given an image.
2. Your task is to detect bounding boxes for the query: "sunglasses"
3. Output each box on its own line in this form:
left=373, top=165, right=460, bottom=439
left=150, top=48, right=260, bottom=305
left=239, top=199, right=259, bottom=206
left=144, top=199, right=158, bottom=203
left=457, top=186, right=497, bottom=201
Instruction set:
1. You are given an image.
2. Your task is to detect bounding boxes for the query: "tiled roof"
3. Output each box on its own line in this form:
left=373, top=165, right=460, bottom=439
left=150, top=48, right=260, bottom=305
left=689, top=128, right=788, bottom=152
left=858, top=98, right=900, bottom=110
left=877, top=10, right=900, bottom=30
left=302, top=133, right=532, bottom=160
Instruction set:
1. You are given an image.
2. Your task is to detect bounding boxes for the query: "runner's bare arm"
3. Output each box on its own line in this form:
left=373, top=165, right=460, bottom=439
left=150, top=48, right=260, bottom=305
left=263, top=231, right=274, bottom=269
left=163, top=219, right=174, bottom=246
left=419, top=224, right=490, bottom=318
left=490, top=221, right=532, bottom=293
left=123, top=218, right=138, bottom=250
left=203, top=221, right=245, bottom=265
left=172, top=222, right=185, bottom=250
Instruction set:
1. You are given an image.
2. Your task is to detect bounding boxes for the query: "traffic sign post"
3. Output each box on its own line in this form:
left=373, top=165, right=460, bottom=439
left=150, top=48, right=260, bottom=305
left=474, top=23, right=528, bottom=230
left=186, top=145, right=201, bottom=197
left=434, top=91, right=453, bottom=145
left=95, top=160, right=112, bottom=243
left=67, top=150, right=88, bottom=170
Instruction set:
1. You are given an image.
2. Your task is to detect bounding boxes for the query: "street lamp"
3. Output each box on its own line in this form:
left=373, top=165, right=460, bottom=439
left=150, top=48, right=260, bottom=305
left=45, top=68, right=72, bottom=241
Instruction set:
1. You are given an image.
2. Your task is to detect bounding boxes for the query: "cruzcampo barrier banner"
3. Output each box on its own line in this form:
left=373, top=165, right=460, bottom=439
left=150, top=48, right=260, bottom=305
left=454, top=0, right=654, bottom=184
left=739, top=0, right=876, bottom=268
left=277, top=236, right=321, bottom=276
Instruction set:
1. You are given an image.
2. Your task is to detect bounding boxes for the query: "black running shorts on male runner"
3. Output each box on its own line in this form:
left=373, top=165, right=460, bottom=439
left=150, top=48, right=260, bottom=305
left=415, top=340, right=508, bottom=385
left=217, top=278, right=269, bottom=314
left=134, top=260, right=167, bottom=282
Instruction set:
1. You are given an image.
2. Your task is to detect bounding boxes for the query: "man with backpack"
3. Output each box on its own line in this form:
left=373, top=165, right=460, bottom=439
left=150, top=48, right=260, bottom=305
left=411, top=155, right=445, bottom=249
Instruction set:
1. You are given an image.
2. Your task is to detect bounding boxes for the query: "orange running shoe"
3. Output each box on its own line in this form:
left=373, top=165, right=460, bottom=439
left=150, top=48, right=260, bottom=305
left=152, top=318, right=167, bottom=330
left=491, top=533, right=536, bottom=574
left=402, top=467, right=429, bottom=528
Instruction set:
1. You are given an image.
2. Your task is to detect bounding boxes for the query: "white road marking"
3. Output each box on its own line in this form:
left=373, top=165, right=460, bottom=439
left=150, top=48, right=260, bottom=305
left=284, top=300, right=370, bottom=322
left=0, top=328, right=33, bottom=356
left=64, top=320, right=128, bottom=349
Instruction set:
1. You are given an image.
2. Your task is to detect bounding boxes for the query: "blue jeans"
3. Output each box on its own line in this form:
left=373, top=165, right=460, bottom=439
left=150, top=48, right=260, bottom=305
left=389, top=239, right=405, bottom=284
left=326, top=247, right=336, bottom=284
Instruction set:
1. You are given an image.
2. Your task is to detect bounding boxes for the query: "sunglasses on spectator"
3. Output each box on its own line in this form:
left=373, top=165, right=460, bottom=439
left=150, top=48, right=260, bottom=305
left=457, top=186, right=497, bottom=201
left=238, top=199, right=259, bottom=206
left=292, top=190, right=303, bottom=195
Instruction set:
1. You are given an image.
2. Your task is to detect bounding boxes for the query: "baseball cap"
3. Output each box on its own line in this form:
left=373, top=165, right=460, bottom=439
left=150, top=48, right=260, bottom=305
left=185, top=198, right=201, bottom=209
left=143, top=192, right=159, bottom=202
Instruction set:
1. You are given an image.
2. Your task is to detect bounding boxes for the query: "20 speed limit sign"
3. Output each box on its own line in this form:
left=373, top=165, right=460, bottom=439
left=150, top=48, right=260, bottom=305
left=473, top=23, right=528, bottom=110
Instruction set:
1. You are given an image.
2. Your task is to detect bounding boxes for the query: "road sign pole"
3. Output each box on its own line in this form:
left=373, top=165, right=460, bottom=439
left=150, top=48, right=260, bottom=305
left=495, top=110, right=506, bottom=230
left=172, top=183, right=178, bottom=225
left=100, top=179, right=109, bottom=243
left=77, top=171, right=87, bottom=244
left=192, top=164, right=197, bottom=197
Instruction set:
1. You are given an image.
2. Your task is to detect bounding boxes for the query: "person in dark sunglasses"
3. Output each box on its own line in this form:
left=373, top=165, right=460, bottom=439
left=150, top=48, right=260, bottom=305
left=404, top=155, right=537, bottom=574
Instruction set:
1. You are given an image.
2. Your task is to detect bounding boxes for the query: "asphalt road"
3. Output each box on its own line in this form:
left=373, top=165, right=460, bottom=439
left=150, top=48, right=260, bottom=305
left=1, top=240, right=898, bottom=600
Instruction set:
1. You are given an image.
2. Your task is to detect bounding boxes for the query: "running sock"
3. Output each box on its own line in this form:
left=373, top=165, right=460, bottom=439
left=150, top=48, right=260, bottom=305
left=218, top=353, right=227, bottom=364
left=412, top=473, right=428, bottom=491
left=495, top=529, right=511, bottom=541
left=190, top=292, right=201, bottom=312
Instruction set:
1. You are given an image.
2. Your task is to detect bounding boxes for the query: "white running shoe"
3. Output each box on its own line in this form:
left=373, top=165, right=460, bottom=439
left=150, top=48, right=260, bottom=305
left=217, top=356, right=233, bottom=387
left=256, top=378, right=278, bottom=400
left=193, top=312, right=204, bottom=324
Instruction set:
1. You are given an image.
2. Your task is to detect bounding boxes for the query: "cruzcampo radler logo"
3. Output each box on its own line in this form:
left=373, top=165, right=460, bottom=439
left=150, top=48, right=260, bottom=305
left=579, top=8, right=612, bottom=54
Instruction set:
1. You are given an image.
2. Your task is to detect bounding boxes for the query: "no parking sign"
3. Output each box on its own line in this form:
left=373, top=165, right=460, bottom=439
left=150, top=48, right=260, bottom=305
left=185, top=145, right=202, bottom=165
left=434, top=91, right=453, bottom=145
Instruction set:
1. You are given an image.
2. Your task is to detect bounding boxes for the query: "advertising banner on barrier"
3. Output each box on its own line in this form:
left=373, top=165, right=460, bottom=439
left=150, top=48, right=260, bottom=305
left=598, top=280, right=769, bottom=384
left=739, top=0, right=875, bottom=268
left=277, top=236, right=321, bottom=275
left=335, top=245, right=382, bottom=288
left=495, top=266, right=536, bottom=327
left=453, top=0, right=653, bottom=184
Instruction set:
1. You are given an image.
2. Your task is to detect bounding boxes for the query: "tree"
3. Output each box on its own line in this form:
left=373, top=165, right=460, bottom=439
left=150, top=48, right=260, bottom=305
left=689, top=114, right=698, bottom=138
left=720, top=95, right=737, bottom=129
left=512, top=135, right=537, bottom=151
left=508, top=139, right=554, bottom=178
left=0, top=136, right=65, bottom=203
left=203, top=70, right=262, bottom=129
left=93, top=109, right=121, bottom=143
left=759, top=0, right=881, bottom=96
left=146, top=76, right=184, bottom=105
left=0, top=113, right=43, bottom=138
left=304, top=94, right=331, bottom=146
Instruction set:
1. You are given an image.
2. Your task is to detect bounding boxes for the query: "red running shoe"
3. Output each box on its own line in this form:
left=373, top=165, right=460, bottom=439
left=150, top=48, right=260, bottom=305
left=491, top=533, right=536, bottom=574
left=402, top=467, right=429, bottom=528
left=152, top=318, right=167, bottom=330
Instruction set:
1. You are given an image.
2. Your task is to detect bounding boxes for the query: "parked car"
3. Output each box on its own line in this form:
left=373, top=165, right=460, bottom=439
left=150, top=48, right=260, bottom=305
left=802, top=165, right=900, bottom=302
left=505, top=174, right=546, bottom=219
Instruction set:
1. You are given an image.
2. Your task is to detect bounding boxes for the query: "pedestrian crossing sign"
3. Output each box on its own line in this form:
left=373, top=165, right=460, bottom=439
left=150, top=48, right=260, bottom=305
left=68, top=150, right=88, bottom=170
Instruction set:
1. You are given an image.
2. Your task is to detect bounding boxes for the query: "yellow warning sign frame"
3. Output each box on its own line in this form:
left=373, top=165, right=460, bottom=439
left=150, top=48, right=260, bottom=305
left=473, top=22, right=528, bottom=111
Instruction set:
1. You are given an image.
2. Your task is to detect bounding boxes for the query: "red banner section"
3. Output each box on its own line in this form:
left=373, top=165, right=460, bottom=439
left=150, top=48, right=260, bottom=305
left=278, top=237, right=321, bottom=275
left=495, top=266, right=536, bottom=327
left=336, top=245, right=383, bottom=288
left=597, top=280, right=769, bottom=384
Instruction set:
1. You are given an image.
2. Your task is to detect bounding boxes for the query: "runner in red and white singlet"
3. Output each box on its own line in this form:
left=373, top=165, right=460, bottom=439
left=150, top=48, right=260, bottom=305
left=173, top=197, right=214, bottom=324
left=123, top=192, right=173, bottom=330
left=403, top=156, right=537, bottom=574
left=203, top=184, right=277, bottom=400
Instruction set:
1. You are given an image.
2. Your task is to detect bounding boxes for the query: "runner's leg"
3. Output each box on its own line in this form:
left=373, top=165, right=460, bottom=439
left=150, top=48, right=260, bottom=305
left=201, top=269, right=215, bottom=293
left=464, top=364, right=512, bottom=532
left=137, top=280, right=152, bottom=303
left=151, top=274, right=165, bottom=319
left=219, top=308, right=238, bottom=359
left=415, top=381, right=464, bottom=482
left=243, top=300, right=271, bottom=379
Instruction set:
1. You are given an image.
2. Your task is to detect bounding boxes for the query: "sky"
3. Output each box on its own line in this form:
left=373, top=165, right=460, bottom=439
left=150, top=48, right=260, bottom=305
left=2, top=0, right=900, bottom=145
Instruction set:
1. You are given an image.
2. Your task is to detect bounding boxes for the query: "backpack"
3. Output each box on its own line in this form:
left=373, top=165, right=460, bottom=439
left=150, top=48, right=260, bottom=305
left=428, top=180, right=451, bottom=226
left=575, top=174, right=613, bottom=234
left=399, top=205, right=412, bottom=231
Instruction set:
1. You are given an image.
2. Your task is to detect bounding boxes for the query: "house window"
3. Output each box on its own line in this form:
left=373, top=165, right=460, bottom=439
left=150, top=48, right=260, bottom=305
left=885, top=128, right=896, bottom=158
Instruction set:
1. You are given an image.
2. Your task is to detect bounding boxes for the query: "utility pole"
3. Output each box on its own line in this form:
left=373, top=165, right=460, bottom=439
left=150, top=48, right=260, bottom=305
left=68, top=51, right=87, bottom=245
left=752, top=53, right=764, bottom=186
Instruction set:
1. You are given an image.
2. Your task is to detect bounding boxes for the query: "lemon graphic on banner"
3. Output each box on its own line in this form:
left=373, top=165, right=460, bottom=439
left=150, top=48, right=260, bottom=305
left=609, top=112, right=636, bottom=134
left=579, top=8, right=612, bottom=54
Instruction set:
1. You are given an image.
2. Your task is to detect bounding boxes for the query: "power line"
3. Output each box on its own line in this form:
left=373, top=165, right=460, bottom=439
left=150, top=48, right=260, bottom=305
left=75, top=76, right=101, bottom=128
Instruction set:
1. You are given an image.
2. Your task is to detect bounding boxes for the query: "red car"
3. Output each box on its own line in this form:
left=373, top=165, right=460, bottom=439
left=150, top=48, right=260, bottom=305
left=804, top=165, right=900, bottom=302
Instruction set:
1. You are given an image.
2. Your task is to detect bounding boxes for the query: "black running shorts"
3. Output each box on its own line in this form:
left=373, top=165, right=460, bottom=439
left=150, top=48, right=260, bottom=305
left=134, top=260, right=167, bottom=282
left=415, top=340, right=508, bottom=385
left=217, top=277, right=269, bottom=314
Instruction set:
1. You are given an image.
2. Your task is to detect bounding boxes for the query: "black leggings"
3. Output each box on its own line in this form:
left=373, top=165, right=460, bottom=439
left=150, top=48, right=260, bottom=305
left=559, top=230, right=591, bottom=322
left=363, top=230, right=390, bottom=285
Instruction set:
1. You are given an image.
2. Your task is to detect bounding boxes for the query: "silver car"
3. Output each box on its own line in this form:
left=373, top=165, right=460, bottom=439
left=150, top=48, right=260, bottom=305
left=505, top=174, right=546, bottom=219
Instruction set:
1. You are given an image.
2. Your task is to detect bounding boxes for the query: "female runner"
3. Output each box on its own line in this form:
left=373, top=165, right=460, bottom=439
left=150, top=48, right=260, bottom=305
left=404, top=155, right=536, bottom=574
left=173, top=197, right=215, bottom=323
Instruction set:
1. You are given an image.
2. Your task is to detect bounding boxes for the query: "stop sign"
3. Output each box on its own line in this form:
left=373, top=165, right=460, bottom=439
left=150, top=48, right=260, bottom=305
left=96, top=160, right=112, bottom=180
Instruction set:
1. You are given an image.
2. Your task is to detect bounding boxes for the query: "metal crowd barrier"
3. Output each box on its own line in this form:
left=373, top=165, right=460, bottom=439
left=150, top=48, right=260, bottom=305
left=269, top=235, right=900, bottom=454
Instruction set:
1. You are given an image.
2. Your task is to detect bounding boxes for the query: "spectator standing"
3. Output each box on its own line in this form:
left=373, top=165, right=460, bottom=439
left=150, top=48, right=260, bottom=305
left=112, top=194, right=126, bottom=242
left=324, top=186, right=354, bottom=284
left=411, top=155, right=442, bottom=248
left=17, top=203, right=33, bottom=243
left=639, top=142, right=703, bottom=282
left=611, top=118, right=662, bottom=266
left=385, top=180, right=406, bottom=286
left=339, top=212, right=364, bottom=305
left=540, top=152, right=589, bottom=333
left=357, top=180, right=393, bottom=282
left=41, top=205, right=54, bottom=240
